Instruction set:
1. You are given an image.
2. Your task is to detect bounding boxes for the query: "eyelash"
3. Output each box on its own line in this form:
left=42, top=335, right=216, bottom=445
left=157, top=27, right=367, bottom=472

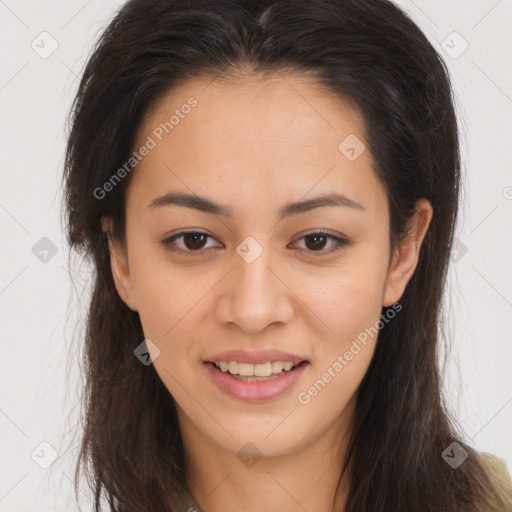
left=161, top=230, right=349, bottom=256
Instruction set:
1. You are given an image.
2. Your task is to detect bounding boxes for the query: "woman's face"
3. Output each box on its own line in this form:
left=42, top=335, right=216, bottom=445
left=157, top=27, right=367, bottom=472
left=107, top=73, right=431, bottom=459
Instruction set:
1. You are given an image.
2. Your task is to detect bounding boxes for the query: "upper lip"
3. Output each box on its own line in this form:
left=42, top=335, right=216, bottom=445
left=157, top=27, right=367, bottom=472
left=205, top=349, right=308, bottom=365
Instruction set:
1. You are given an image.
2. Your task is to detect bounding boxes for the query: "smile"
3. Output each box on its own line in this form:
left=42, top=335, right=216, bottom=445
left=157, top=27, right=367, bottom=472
left=213, top=360, right=301, bottom=379
left=205, top=360, right=309, bottom=402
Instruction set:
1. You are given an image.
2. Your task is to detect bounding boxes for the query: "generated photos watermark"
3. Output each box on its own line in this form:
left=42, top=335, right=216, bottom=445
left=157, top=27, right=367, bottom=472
left=93, top=97, right=198, bottom=200
left=297, top=302, right=402, bottom=405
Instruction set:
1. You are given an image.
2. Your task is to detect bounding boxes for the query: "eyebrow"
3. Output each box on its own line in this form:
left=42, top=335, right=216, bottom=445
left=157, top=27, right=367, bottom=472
left=148, top=191, right=365, bottom=219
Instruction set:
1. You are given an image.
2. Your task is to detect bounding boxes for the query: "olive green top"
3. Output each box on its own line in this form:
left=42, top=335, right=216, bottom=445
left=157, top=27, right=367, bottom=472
left=480, top=452, right=512, bottom=511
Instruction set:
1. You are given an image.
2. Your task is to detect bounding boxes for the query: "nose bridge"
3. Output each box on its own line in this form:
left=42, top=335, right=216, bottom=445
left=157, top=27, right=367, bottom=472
left=217, top=234, right=293, bottom=332
left=234, top=234, right=278, bottom=300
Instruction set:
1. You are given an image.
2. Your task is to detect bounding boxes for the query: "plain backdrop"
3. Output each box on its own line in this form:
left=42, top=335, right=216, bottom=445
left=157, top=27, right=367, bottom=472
left=0, top=0, right=511, bottom=510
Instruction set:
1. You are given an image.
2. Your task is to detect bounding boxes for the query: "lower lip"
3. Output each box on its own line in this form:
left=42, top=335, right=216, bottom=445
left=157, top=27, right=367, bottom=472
left=205, top=362, right=309, bottom=402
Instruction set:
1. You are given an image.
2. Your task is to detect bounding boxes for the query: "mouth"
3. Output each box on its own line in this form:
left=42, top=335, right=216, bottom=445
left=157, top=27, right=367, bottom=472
left=208, top=360, right=308, bottom=381
left=204, top=355, right=310, bottom=402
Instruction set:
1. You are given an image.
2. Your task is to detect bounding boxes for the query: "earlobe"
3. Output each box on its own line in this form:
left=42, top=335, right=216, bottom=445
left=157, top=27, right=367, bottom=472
left=101, top=217, right=138, bottom=312
left=383, top=199, right=433, bottom=307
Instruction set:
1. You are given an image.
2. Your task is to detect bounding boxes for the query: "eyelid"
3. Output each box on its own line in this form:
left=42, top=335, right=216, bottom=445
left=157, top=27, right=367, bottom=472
left=161, top=229, right=349, bottom=255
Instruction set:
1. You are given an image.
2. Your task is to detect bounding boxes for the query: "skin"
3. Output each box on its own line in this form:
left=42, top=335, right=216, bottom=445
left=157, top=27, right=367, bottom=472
left=104, top=72, right=433, bottom=512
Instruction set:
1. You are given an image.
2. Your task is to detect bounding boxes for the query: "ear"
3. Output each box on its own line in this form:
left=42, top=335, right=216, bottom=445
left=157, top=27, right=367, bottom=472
left=382, top=198, right=433, bottom=307
left=101, top=217, right=138, bottom=312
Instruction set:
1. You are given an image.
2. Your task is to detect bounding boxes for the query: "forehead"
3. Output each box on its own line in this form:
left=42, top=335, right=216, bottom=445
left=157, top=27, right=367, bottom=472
left=129, top=73, right=386, bottom=220
left=138, top=73, right=366, bottom=151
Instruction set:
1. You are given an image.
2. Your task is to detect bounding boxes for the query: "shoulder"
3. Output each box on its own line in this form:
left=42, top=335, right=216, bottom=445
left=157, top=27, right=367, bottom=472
left=479, top=452, right=512, bottom=511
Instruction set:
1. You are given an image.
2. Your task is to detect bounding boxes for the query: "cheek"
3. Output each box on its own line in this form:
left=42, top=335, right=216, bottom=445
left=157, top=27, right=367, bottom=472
left=129, top=248, right=209, bottom=339
left=292, top=270, right=385, bottom=431
left=128, top=254, right=227, bottom=387
left=297, top=274, right=382, bottom=396
left=299, top=257, right=387, bottom=344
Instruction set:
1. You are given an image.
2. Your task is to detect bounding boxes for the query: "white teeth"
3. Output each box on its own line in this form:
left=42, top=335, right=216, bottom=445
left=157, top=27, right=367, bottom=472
left=271, top=361, right=284, bottom=373
left=238, top=363, right=254, bottom=376
left=213, top=360, right=300, bottom=377
left=255, top=362, right=272, bottom=377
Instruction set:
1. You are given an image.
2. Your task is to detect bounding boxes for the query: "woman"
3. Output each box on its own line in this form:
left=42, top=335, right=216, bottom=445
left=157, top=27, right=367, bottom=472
left=62, top=0, right=512, bottom=510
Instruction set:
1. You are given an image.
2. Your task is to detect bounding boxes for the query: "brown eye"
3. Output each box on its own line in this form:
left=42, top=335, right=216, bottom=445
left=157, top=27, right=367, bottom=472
left=162, top=231, right=220, bottom=254
left=295, top=232, right=349, bottom=254
left=182, top=232, right=208, bottom=250
left=304, top=233, right=329, bottom=251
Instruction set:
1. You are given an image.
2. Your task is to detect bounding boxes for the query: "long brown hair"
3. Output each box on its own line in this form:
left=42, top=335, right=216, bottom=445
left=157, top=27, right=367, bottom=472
left=62, top=0, right=506, bottom=510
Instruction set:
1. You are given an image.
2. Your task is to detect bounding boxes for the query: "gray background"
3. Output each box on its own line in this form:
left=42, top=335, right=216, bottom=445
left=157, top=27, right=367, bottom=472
left=0, top=0, right=511, bottom=510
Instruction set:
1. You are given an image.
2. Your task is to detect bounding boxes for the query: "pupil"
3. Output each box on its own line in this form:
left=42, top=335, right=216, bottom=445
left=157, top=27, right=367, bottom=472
left=185, top=233, right=205, bottom=250
left=306, top=234, right=326, bottom=251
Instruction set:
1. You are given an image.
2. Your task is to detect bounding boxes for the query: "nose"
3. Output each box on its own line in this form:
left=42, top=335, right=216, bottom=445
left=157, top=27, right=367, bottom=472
left=215, top=243, right=294, bottom=334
